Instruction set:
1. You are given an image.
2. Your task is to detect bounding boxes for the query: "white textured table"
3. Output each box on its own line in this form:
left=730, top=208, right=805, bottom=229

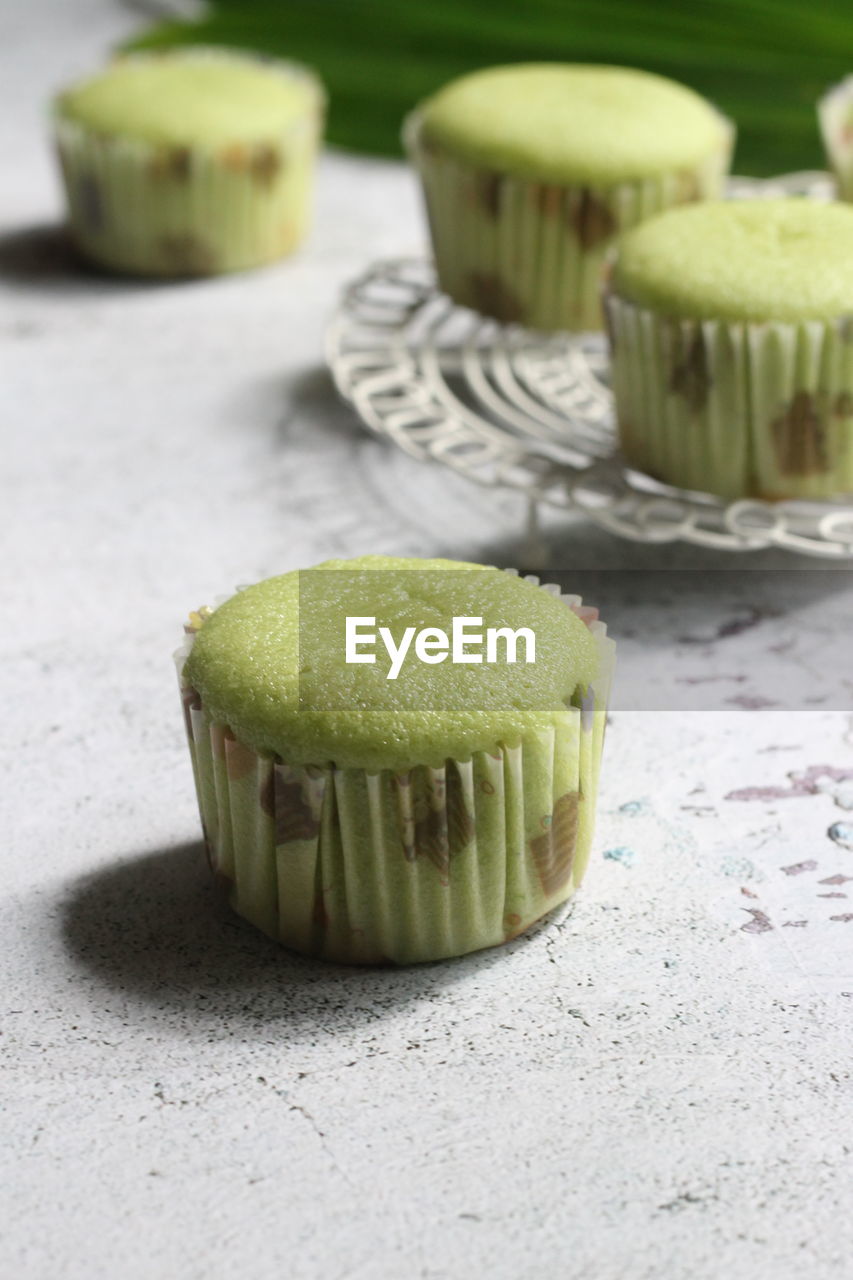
left=4, top=4, right=853, bottom=1277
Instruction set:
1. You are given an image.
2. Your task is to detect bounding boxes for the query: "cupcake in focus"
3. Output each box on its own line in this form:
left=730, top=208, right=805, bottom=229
left=177, top=556, right=614, bottom=965
left=605, top=198, right=853, bottom=501
left=405, top=63, right=734, bottom=332
left=54, top=47, right=325, bottom=276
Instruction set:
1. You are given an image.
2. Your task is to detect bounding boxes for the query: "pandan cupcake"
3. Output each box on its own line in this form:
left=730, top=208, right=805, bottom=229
left=53, top=47, right=324, bottom=276
left=819, top=77, right=853, bottom=202
left=404, top=64, right=734, bottom=332
left=605, top=199, right=853, bottom=501
left=176, top=556, right=614, bottom=965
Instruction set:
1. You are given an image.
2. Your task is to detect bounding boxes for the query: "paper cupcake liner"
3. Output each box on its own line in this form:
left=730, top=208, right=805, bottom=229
left=605, top=288, right=853, bottom=501
left=53, top=48, right=325, bottom=277
left=404, top=111, right=734, bottom=333
left=175, top=576, right=615, bottom=966
left=818, top=78, right=853, bottom=202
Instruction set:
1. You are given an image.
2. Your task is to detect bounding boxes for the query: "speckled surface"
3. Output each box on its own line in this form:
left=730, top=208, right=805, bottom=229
left=3, top=4, right=853, bottom=1277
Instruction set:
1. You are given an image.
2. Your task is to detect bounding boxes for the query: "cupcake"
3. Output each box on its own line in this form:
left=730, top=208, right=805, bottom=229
left=176, top=556, right=614, bottom=965
left=819, top=77, right=853, bottom=202
left=404, top=63, right=734, bottom=332
left=53, top=47, right=324, bottom=276
left=605, top=199, right=853, bottom=501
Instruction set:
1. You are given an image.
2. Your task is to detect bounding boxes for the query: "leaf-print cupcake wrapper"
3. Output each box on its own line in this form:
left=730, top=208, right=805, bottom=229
left=403, top=110, right=734, bottom=333
left=605, top=288, right=853, bottom=501
left=53, top=48, right=325, bottom=277
left=175, top=577, right=615, bottom=966
left=818, top=78, right=853, bottom=202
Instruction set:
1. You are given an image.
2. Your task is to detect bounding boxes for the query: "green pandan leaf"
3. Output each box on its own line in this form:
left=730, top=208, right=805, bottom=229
left=129, top=0, right=852, bottom=175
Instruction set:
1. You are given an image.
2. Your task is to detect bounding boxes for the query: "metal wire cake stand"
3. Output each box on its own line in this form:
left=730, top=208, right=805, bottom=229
left=326, top=172, right=853, bottom=558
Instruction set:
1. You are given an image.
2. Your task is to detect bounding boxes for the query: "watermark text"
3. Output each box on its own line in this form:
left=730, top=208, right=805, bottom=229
left=345, top=616, right=536, bottom=680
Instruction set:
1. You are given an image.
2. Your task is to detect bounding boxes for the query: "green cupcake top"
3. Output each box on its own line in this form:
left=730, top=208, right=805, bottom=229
left=415, top=64, right=728, bottom=184
left=612, top=198, right=853, bottom=323
left=183, top=555, right=599, bottom=772
left=57, top=50, right=319, bottom=146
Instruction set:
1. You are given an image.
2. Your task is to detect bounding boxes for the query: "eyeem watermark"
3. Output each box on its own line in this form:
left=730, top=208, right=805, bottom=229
left=346, top=616, right=536, bottom=680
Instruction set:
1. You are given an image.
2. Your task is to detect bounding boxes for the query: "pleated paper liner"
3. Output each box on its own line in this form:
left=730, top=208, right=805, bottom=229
left=605, top=288, right=853, bottom=501
left=404, top=109, right=734, bottom=333
left=176, top=577, right=615, bottom=966
left=53, top=48, right=325, bottom=277
left=819, top=77, right=853, bottom=203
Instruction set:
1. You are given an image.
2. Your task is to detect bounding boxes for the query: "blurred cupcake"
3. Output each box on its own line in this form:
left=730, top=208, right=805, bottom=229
left=404, top=63, right=733, bottom=332
left=819, top=77, right=853, bottom=201
left=53, top=47, right=325, bottom=276
left=605, top=198, right=853, bottom=501
left=177, top=556, right=614, bottom=965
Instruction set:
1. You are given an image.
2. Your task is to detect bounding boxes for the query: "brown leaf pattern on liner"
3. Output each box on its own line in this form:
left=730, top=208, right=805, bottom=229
left=149, top=147, right=192, bottom=181
left=503, top=911, right=525, bottom=941
left=529, top=791, right=579, bottom=896
left=475, top=171, right=502, bottom=218
left=569, top=189, right=617, bottom=250
left=537, top=184, right=563, bottom=219
left=446, top=762, right=476, bottom=857
left=771, top=391, right=830, bottom=475
left=259, top=763, right=326, bottom=845
left=251, top=145, right=284, bottom=186
left=221, top=143, right=249, bottom=173
left=467, top=272, right=524, bottom=324
left=224, top=735, right=257, bottom=782
left=670, top=331, right=711, bottom=411
left=157, top=234, right=216, bottom=276
left=395, top=761, right=475, bottom=879
left=677, top=169, right=702, bottom=202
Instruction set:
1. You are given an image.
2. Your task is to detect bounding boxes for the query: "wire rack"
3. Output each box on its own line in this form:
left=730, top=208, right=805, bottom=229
left=327, top=171, right=853, bottom=558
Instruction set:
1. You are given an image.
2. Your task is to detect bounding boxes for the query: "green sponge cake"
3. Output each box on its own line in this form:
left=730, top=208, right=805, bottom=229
left=613, top=200, right=853, bottom=322
left=58, top=56, right=313, bottom=147
left=54, top=48, right=324, bottom=276
left=606, top=199, right=853, bottom=500
left=405, top=64, right=733, bottom=332
left=185, top=558, right=600, bottom=772
left=419, top=64, right=727, bottom=185
left=177, top=556, right=614, bottom=965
